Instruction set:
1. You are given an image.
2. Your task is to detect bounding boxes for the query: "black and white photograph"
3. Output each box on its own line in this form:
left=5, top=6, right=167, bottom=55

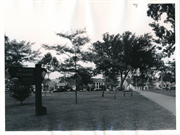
left=0, top=0, right=179, bottom=135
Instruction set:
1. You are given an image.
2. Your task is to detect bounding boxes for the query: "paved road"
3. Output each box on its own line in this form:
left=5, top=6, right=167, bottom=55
left=134, top=89, right=176, bottom=116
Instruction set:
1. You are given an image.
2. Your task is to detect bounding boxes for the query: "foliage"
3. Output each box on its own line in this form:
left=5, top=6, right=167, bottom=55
left=166, top=60, right=175, bottom=77
left=5, top=35, right=41, bottom=70
left=38, top=53, right=59, bottom=70
left=147, top=4, right=175, bottom=57
left=42, top=28, right=91, bottom=103
left=38, top=52, right=60, bottom=78
left=70, top=73, right=82, bottom=89
left=91, top=31, right=158, bottom=91
left=42, top=78, right=51, bottom=84
left=5, top=35, right=41, bottom=91
left=105, top=76, right=118, bottom=90
left=43, top=78, right=51, bottom=92
left=162, top=72, right=175, bottom=83
left=9, top=78, right=32, bottom=105
left=42, top=28, right=91, bottom=73
left=133, top=75, right=146, bottom=87
left=58, top=66, right=93, bottom=91
left=38, top=52, right=53, bottom=66
left=77, top=67, right=93, bottom=88
left=153, top=59, right=175, bottom=85
left=66, top=77, right=75, bottom=86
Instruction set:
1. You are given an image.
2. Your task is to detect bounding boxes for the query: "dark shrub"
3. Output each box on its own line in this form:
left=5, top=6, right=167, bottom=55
left=10, top=83, right=32, bottom=105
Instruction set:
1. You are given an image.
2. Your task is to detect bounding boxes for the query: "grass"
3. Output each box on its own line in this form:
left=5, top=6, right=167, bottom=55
left=5, top=91, right=176, bottom=131
left=146, top=89, right=176, bottom=97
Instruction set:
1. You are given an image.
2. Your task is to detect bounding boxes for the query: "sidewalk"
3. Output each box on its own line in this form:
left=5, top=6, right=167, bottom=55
left=134, top=89, right=176, bottom=116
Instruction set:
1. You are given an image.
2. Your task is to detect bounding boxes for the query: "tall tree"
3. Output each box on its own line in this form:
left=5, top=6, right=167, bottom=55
left=131, top=33, right=163, bottom=88
left=42, top=28, right=90, bottom=103
left=5, top=35, right=41, bottom=70
left=147, top=4, right=175, bottom=57
left=91, top=31, right=158, bottom=92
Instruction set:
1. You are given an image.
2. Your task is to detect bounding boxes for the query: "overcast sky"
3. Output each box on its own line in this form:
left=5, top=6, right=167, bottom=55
left=1, top=0, right=177, bottom=79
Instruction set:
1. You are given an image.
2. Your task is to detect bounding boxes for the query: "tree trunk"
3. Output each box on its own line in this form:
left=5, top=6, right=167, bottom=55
left=120, top=72, right=124, bottom=91
left=120, top=77, right=126, bottom=91
left=102, top=87, right=104, bottom=97
left=120, top=69, right=130, bottom=91
left=120, top=81, right=124, bottom=91
left=114, top=89, right=116, bottom=99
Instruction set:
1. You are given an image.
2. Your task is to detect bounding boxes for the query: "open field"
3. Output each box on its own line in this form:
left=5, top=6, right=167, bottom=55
left=5, top=91, right=176, bottom=131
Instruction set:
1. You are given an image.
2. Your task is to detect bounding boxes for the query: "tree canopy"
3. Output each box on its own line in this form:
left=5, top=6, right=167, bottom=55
left=42, top=28, right=91, bottom=103
left=5, top=35, right=41, bottom=90
left=147, top=4, right=175, bottom=57
left=91, top=31, right=160, bottom=90
left=5, top=35, right=41, bottom=69
left=42, top=28, right=91, bottom=73
left=77, top=67, right=93, bottom=87
left=38, top=52, right=60, bottom=78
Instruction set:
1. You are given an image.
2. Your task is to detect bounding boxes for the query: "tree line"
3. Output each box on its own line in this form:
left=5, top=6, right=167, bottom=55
left=5, top=4, right=175, bottom=104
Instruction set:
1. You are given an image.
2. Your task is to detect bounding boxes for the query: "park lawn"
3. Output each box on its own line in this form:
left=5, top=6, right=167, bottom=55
left=5, top=91, right=176, bottom=131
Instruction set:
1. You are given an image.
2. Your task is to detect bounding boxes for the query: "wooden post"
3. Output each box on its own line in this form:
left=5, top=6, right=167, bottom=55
left=35, top=64, right=47, bottom=116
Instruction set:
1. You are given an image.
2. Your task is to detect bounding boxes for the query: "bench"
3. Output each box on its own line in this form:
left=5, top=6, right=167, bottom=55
left=123, top=90, right=133, bottom=96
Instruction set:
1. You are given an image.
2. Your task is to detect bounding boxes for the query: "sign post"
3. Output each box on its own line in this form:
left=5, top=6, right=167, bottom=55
left=35, top=64, right=47, bottom=116
left=8, top=64, right=47, bottom=116
left=8, top=67, right=35, bottom=85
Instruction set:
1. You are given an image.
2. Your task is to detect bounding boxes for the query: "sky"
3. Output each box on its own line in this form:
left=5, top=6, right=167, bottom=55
left=1, top=0, right=178, bottom=79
